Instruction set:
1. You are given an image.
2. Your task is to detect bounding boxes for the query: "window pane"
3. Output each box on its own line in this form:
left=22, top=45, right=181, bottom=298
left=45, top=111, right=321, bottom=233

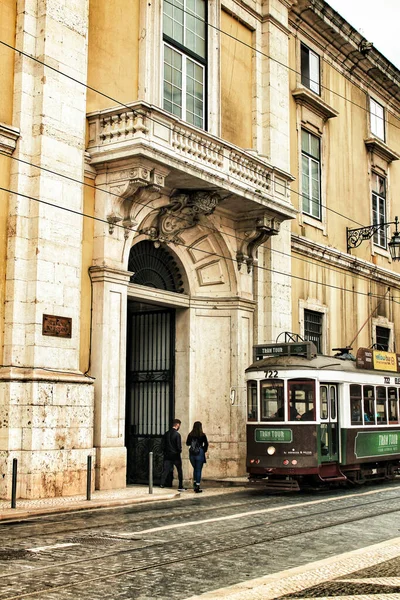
left=301, top=44, right=310, bottom=88
left=376, top=326, right=390, bottom=351
left=301, top=129, right=309, bottom=153
left=320, top=385, right=328, bottom=420
left=376, top=387, right=388, bottom=424
left=388, top=388, right=399, bottom=422
left=351, top=384, right=362, bottom=425
left=288, top=379, right=315, bottom=421
left=309, top=51, right=320, bottom=94
left=370, top=98, right=385, bottom=140
left=260, top=381, right=284, bottom=421
left=363, top=385, right=375, bottom=425
left=247, top=381, right=257, bottom=421
left=310, top=135, right=320, bottom=159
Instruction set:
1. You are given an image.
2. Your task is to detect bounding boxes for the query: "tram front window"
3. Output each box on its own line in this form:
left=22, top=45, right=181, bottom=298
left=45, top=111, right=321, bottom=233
left=388, top=388, right=399, bottom=423
left=376, top=387, right=388, bottom=424
left=261, top=380, right=284, bottom=421
left=350, top=384, right=362, bottom=425
left=288, top=379, right=315, bottom=421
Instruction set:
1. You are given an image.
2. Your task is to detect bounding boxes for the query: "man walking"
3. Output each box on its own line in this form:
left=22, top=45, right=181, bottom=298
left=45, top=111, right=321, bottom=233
left=160, top=418, right=186, bottom=491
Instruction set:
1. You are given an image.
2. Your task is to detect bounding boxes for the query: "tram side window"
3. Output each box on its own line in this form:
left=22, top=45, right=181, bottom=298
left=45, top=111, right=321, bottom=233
left=350, top=384, right=362, bottom=425
left=363, top=385, right=375, bottom=425
left=260, top=380, right=284, bottom=421
left=288, top=379, right=315, bottom=421
left=320, top=385, right=328, bottom=419
left=388, top=388, right=399, bottom=423
left=247, top=380, right=258, bottom=421
left=376, top=387, right=388, bottom=424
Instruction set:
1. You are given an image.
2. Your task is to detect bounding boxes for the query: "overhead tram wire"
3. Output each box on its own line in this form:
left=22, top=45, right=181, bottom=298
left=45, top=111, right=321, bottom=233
left=0, top=37, right=380, bottom=232
left=0, top=147, right=370, bottom=286
left=0, top=184, right=395, bottom=303
left=162, top=0, right=400, bottom=131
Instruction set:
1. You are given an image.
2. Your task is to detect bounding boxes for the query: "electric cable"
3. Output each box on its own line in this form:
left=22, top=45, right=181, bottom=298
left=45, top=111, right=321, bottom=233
left=1, top=183, right=397, bottom=302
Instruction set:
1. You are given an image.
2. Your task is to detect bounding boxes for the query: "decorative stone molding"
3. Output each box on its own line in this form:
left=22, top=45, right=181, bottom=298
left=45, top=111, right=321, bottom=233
left=107, top=166, right=167, bottom=236
left=364, top=137, right=400, bottom=164
left=140, top=190, right=221, bottom=246
left=292, top=88, right=338, bottom=121
left=237, top=214, right=281, bottom=273
left=0, top=122, right=20, bottom=155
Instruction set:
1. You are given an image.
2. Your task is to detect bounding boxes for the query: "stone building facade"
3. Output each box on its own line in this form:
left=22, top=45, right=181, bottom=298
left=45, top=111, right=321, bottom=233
left=0, top=0, right=399, bottom=499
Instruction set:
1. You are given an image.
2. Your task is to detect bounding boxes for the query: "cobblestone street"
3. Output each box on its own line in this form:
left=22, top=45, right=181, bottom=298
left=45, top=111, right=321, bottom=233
left=1, top=482, right=400, bottom=599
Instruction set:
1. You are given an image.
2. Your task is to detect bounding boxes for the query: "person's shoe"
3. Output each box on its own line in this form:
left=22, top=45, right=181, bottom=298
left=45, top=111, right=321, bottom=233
left=178, top=487, right=187, bottom=492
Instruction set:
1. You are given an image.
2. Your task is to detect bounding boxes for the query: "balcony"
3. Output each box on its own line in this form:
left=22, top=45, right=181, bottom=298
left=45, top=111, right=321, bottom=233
left=86, top=102, right=296, bottom=221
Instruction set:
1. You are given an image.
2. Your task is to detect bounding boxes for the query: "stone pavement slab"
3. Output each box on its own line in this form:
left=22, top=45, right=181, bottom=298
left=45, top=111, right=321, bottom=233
left=185, top=537, right=400, bottom=600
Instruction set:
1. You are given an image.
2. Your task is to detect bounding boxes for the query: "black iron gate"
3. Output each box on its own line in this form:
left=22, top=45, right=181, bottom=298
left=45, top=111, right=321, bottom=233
left=125, top=305, right=175, bottom=484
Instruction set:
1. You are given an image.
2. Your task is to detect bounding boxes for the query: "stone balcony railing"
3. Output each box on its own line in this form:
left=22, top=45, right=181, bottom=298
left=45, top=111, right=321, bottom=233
left=86, top=102, right=295, bottom=219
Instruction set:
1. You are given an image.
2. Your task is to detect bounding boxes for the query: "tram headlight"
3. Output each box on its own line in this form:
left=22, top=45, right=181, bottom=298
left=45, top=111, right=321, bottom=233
left=291, top=460, right=297, bottom=465
left=267, top=446, right=276, bottom=455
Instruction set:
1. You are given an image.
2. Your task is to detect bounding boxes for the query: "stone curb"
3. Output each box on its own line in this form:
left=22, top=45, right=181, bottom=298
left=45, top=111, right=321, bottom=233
left=0, top=492, right=179, bottom=522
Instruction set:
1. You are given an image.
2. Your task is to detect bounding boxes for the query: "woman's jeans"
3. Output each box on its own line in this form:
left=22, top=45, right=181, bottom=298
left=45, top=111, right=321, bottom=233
left=190, top=448, right=205, bottom=485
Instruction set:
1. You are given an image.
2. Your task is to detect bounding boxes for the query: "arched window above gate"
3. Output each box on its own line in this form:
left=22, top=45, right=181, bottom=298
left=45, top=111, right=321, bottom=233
left=128, top=241, right=185, bottom=293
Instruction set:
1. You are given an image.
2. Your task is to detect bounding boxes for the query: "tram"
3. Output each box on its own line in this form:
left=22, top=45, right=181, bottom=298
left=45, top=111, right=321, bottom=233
left=245, top=342, right=400, bottom=491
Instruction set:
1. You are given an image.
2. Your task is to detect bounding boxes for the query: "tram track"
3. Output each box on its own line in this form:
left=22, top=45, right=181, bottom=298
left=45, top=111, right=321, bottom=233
left=2, top=489, right=400, bottom=599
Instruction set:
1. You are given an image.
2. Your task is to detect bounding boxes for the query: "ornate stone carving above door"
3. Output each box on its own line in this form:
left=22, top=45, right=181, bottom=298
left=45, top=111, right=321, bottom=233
left=140, top=190, right=221, bottom=246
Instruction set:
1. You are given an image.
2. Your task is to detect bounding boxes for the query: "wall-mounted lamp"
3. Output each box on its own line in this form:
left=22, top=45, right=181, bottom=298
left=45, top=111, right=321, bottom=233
left=346, top=216, right=400, bottom=261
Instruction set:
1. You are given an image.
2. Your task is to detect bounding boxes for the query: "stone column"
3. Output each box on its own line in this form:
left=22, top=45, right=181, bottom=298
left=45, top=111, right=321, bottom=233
left=0, top=0, right=93, bottom=499
left=90, top=267, right=131, bottom=490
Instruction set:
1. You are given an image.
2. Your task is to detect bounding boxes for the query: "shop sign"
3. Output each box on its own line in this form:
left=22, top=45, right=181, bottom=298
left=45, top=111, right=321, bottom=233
left=255, top=428, right=292, bottom=443
left=373, top=351, right=398, bottom=371
left=355, top=430, right=400, bottom=458
left=356, top=348, right=400, bottom=372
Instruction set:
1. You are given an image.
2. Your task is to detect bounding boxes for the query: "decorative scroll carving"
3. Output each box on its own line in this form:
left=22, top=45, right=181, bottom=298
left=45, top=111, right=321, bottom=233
left=141, top=190, right=220, bottom=246
left=106, top=166, right=166, bottom=235
left=237, top=215, right=280, bottom=273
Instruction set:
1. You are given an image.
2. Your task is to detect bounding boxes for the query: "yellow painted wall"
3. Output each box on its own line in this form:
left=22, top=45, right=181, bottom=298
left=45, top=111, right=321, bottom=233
left=289, top=33, right=400, bottom=353
left=79, top=179, right=95, bottom=373
left=87, top=0, right=140, bottom=112
left=221, top=11, right=253, bottom=148
left=0, top=0, right=16, bottom=358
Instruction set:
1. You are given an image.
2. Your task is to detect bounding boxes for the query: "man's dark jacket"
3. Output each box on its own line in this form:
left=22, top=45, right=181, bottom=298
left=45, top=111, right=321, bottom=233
left=162, top=427, right=182, bottom=460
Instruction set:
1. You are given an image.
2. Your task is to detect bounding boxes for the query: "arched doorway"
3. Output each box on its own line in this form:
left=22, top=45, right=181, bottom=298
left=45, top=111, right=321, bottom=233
left=125, top=241, right=185, bottom=484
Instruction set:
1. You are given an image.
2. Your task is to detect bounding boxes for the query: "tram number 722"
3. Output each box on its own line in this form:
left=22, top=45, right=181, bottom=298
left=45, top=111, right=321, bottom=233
left=264, top=370, right=278, bottom=378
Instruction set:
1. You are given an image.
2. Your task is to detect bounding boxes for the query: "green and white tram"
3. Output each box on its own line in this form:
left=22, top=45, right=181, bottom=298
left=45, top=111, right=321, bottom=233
left=245, top=343, right=400, bottom=491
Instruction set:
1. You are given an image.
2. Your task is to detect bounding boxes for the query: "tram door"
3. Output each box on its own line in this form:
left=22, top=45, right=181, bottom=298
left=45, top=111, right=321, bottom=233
left=125, top=304, right=175, bottom=484
left=319, top=384, right=339, bottom=462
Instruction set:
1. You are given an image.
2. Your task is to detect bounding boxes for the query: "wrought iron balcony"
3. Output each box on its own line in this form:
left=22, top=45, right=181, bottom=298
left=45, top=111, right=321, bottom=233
left=86, top=102, right=296, bottom=220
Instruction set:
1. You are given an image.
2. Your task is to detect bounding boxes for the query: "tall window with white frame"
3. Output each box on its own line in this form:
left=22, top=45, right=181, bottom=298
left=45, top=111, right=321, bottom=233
left=301, top=43, right=320, bottom=95
left=301, top=129, right=321, bottom=220
left=370, top=98, right=385, bottom=141
left=372, top=173, right=387, bottom=249
left=163, top=0, right=206, bottom=129
left=304, top=310, right=323, bottom=354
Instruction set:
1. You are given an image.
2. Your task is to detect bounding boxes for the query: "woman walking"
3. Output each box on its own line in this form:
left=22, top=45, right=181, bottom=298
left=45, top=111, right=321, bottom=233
left=186, top=421, right=208, bottom=493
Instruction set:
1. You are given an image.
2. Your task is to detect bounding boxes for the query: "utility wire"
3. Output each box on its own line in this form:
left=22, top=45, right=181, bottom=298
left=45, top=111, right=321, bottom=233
left=1, top=184, right=397, bottom=302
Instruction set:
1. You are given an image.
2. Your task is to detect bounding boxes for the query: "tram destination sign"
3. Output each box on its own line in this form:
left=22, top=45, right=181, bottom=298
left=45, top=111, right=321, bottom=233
left=255, top=428, right=293, bottom=443
left=253, top=341, right=317, bottom=362
left=356, top=348, right=400, bottom=372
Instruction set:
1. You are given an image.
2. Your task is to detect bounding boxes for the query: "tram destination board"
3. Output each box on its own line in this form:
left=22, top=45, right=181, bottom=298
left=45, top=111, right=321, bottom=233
left=253, top=341, right=317, bottom=362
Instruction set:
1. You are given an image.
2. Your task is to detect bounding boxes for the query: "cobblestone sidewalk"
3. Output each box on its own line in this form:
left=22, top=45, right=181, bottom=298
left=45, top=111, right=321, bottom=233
left=0, top=479, right=248, bottom=521
left=185, top=537, right=400, bottom=600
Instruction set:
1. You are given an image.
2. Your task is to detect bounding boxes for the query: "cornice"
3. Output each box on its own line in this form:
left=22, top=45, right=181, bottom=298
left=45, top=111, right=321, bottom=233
left=292, top=88, right=338, bottom=121
left=364, top=138, right=400, bottom=164
left=291, top=234, right=400, bottom=287
left=0, top=122, right=20, bottom=156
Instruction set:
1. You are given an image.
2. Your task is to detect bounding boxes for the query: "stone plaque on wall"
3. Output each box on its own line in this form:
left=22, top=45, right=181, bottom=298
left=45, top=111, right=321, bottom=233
left=42, top=314, right=72, bottom=338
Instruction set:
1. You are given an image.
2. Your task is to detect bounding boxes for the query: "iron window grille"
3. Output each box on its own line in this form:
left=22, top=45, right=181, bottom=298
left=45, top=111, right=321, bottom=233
left=304, top=309, right=323, bottom=354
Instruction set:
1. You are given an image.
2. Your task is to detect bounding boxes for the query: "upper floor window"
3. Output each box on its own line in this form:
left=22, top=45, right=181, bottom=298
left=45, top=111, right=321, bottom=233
left=301, top=44, right=320, bottom=94
left=304, top=309, right=323, bottom=354
left=372, top=173, right=386, bottom=249
left=370, top=98, right=385, bottom=141
left=301, top=129, right=321, bottom=219
left=163, top=0, right=206, bottom=128
left=375, top=326, right=390, bottom=351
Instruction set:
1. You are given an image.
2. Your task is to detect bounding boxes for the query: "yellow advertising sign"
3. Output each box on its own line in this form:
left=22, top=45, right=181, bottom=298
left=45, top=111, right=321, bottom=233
left=373, top=350, right=397, bottom=372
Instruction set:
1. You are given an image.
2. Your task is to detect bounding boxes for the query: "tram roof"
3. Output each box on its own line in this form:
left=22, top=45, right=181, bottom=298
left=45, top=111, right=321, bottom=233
left=246, top=354, right=397, bottom=377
